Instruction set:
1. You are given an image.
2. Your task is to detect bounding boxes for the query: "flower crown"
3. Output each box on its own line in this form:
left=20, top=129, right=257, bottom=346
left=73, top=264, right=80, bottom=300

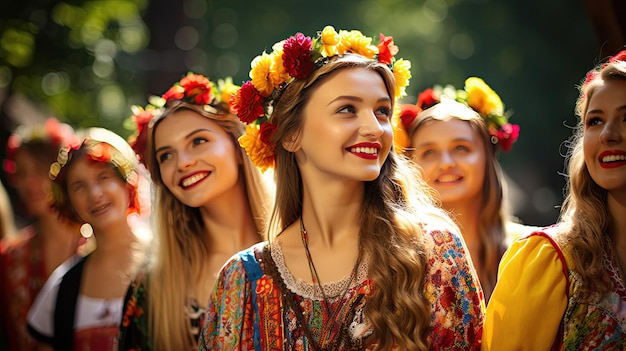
left=4, top=117, right=79, bottom=175
left=582, top=49, right=626, bottom=88
left=395, top=77, right=520, bottom=153
left=232, top=25, right=412, bottom=171
left=125, top=72, right=240, bottom=162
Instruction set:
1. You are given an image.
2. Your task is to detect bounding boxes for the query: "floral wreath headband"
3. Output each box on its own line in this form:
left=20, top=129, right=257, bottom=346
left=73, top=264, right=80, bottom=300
left=126, top=72, right=240, bottom=163
left=232, top=25, right=412, bottom=172
left=394, top=77, right=520, bottom=153
left=4, top=117, right=79, bottom=175
left=581, top=49, right=626, bottom=91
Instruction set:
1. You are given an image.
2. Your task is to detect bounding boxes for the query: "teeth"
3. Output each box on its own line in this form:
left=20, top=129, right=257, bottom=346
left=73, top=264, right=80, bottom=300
left=181, top=173, right=207, bottom=187
left=91, top=204, right=108, bottom=213
left=601, top=154, right=626, bottom=163
left=437, top=175, right=461, bottom=183
left=349, top=147, right=378, bottom=155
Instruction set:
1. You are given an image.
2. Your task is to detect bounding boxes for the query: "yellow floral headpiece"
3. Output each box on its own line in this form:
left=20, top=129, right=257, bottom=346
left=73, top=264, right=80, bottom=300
left=233, top=25, right=412, bottom=172
left=125, top=72, right=240, bottom=162
left=394, top=77, right=520, bottom=153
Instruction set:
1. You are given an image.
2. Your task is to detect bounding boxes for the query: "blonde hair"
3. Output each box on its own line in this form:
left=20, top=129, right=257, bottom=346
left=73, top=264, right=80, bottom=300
left=144, top=101, right=271, bottom=350
left=406, top=99, right=507, bottom=297
left=558, top=59, right=626, bottom=299
left=268, top=55, right=457, bottom=350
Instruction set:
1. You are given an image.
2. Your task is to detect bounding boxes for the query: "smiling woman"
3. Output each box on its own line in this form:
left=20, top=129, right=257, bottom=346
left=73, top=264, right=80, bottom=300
left=26, top=127, right=148, bottom=351
left=118, top=73, right=273, bottom=351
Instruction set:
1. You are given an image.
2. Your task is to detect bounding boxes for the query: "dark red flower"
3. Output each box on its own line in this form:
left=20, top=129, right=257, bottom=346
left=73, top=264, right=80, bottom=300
left=162, top=85, right=184, bottom=102
left=377, top=33, right=398, bottom=65
left=417, top=88, right=439, bottom=111
left=259, top=122, right=277, bottom=145
left=232, top=81, right=266, bottom=124
left=399, top=104, right=420, bottom=129
left=282, top=33, right=314, bottom=79
left=609, top=49, right=626, bottom=63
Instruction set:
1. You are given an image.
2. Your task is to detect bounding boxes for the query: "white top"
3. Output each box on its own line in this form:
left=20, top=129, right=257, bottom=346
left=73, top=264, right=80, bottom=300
left=26, top=255, right=124, bottom=338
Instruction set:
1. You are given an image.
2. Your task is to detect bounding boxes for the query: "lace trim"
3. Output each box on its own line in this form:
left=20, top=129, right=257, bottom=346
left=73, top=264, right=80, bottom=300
left=603, top=245, right=626, bottom=299
left=269, top=242, right=369, bottom=300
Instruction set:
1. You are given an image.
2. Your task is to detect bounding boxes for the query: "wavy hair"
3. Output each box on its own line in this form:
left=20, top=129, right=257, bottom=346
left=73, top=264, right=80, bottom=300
left=268, top=55, right=457, bottom=350
left=143, top=101, right=271, bottom=350
left=558, top=60, right=626, bottom=299
left=406, top=101, right=507, bottom=298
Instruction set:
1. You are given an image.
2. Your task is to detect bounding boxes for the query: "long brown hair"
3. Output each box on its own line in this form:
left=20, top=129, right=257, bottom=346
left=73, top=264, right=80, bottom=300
left=268, top=55, right=457, bottom=350
left=144, top=101, right=271, bottom=350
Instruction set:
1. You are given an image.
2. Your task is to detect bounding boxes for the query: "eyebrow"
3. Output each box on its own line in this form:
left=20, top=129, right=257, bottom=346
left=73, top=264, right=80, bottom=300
left=326, top=95, right=391, bottom=106
left=154, top=128, right=215, bottom=154
left=587, top=105, right=626, bottom=115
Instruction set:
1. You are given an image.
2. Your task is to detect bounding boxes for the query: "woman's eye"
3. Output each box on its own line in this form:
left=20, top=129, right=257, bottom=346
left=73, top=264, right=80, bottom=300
left=158, top=152, right=172, bottom=164
left=586, top=116, right=603, bottom=126
left=454, top=145, right=470, bottom=152
left=375, top=106, right=391, bottom=118
left=192, top=137, right=208, bottom=146
left=338, top=105, right=356, bottom=114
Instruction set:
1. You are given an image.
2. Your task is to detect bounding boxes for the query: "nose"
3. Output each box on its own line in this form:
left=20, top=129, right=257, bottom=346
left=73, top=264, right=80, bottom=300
left=177, top=151, right=197, bottom=170
left=600, top=118, right=624, bottom=145
left=439, top=151, right=456, bottom=169
left=360, top=112, right=384, bottom=138
left=88, top=183, right=104, bottom=201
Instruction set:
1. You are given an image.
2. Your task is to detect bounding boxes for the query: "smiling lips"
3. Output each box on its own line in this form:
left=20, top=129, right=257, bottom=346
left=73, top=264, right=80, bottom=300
left=436, top=174, right=462, bottom=184
left=599, top=151, right=626, bottom=169
left=90, top=203, right=110, bottom=215
left=180, top=171, right=210, bottom=189
left=347, top=142, right=381, bottom=160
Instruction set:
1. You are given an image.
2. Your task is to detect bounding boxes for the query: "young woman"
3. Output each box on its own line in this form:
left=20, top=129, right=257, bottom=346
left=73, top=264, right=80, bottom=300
left=199, top=26, right=484, bottom=350
left=395, top=80, right=530, bottom=300
left=0, top=118, right=86, bottom=351
left=118, top=73, right=271, bottom=350
left=483, top=50, right=626, bottom=349
left=26, top=127, right=147, bottom=350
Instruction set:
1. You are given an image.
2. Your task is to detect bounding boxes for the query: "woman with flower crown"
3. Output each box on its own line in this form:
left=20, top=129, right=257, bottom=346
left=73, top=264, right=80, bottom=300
left=482, top=50, right=626, bottom=349
left=0, top=118, right=91, bottom=351
left=117, top=73, right=272, bottom=350
left=26, top=127, right=149, bottom=351
left=198, top=25, right=484, bottom=350
left=394, top=79, right=536, bottom=301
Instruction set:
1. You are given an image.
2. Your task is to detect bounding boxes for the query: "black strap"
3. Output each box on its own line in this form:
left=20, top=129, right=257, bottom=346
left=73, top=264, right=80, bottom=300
left=53, top=255, right=88, bottom=351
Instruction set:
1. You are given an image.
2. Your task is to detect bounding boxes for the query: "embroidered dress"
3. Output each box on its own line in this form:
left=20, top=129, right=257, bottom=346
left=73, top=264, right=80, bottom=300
left=483, top=230, right=626, bottom=350
left=199, top=226, right=485, bottom=350
left=118, top=271, right=207, bottom=351
left=26, top=255, right=124, bottom=351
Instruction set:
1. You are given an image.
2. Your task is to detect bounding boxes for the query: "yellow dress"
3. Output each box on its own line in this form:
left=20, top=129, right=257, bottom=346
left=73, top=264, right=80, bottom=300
left=482, top=231, right=569, bottom=350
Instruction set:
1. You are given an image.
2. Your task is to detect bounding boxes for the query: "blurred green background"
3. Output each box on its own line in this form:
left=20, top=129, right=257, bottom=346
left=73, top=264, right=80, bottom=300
left=1, top=0, right=622, bottom=227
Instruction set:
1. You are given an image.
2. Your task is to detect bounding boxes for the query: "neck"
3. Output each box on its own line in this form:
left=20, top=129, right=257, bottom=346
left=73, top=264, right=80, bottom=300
left=199, top=180, right=260, bottom=254
left=443, top=200, right=482, bottom=266
left=300, top=177, right=363, bottom=248
left=91, top=223, right=137, bottom=255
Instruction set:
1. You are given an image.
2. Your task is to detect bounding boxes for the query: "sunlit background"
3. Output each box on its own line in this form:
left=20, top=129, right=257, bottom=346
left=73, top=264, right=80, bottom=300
left=1, top=0, right=622, bottom=227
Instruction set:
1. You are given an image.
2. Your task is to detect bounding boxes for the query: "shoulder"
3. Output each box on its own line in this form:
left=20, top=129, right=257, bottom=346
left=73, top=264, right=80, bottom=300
left=218, top=242, right=267, bottom=284
left=0, top=226, right=36, bottom=256
left=504, top=221, right=544, bottom=247
left=420, top=222, right=468, bottom=259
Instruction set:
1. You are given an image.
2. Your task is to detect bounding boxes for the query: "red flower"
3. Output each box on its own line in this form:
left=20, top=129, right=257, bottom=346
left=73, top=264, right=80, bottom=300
left=399, top=104, right=420, bottom=129
left=282, top=33, right=314, bottom=79
left=417, top=88, right=439, bottom=111
left=259, top=122, right=277, bottom=145
left=232, top=81, right=266, bottom=124
left=377, top=34, right=398, bottom=65
left=494, top=123, right=520, bottom=152
left=162, top=85, right=184, bottom=102
left=180, top=73, right=213, bottom=104
left=88, top=142, right=113, bottom=163
left=609, top=49, right=626, bottom=63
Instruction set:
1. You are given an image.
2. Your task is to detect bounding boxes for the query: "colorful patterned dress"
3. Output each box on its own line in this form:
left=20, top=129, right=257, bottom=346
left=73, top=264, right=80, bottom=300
left=483, top=229, right=626, bottom=350
left=199, top=226, right=485, bottom=350
left=118, top=271, right=207, bottom=350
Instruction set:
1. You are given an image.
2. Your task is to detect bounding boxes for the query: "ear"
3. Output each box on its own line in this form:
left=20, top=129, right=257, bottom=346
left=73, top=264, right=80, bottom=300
left=281, top=131, right=301, bottom=153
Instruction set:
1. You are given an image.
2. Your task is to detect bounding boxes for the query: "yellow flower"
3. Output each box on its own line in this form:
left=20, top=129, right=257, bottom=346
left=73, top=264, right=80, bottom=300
left=217, top=77, right=239, bottom=105
left=238, top=124, right=275, bottom=172
left=464, top=77, right=504, bottom=116
left=392, top=108, right=410, bottom=154
left=337, top=30, right=378, bottom=59
left=392, top=59, right=411, bottom=98
left=320, top=25, right=340, bottom=57
left=269, top=51, right=290, bottom=88
left=250, top=52, right=275, bottom=97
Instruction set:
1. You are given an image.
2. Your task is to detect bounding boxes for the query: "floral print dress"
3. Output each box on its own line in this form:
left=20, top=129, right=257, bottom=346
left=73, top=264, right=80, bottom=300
left=199, top=225, right=485, bottom=350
